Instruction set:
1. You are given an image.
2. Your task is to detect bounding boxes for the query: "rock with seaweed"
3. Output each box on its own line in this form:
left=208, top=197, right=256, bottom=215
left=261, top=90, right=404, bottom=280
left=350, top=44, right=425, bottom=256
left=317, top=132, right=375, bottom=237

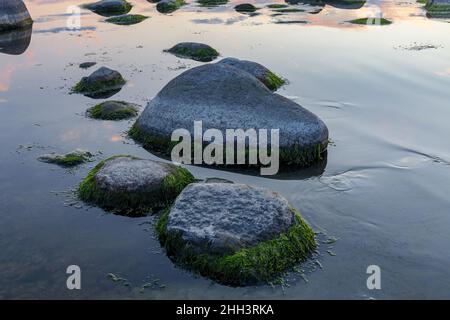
left=0, top=0, right=33, bottom=31
left=156, top=0, right=185, bottom=14
left=425, top=0, right=450, bottom=18
left=87, top=101, right=139, bottom=120
left=78, top=156, right=195, bottom=215
left=234, top=3, right=258, bottom=12
left=105, top=14, right=149, bottom=25
left=72, top=67, right=126, bottom=99
left=83, top=0, right=132, bottom=17
left=130, top=63, right=328, bottom=168
left=218, top=57, right=285, bottom=91
left=157, top=182, right=316, bottom=285
left=38, top=149, right=94, bottom=167
left=165, top=42, right=219, bottom=62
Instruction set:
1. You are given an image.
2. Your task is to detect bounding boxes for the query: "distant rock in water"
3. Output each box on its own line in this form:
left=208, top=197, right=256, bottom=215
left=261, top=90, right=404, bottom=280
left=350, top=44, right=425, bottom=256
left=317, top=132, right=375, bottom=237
left=83, top=0, right=132, bottom=17
left=426, top=0, right=450, bottom=18
left=0, top=24, right=32, bottom=55
left=165, top=42, right=219, bottom=62
left=105, top=14, right=149, bottom=25
left=79, top=62, right=97, bottom=69
left=156, top=182, right=316, bottom=285
left=218, top=57, right=285, bottom=91
left=38, top=149, right=94, bottom=167
left=130, top=63, right=328, bottom=168
left=234, top=3, right=258, bottom=12
left=156, top=0, right=185, bottom=14
left=87, top=101, right=139, bottom=120
left=324, top=0, right=366, bottom=10
left=198, top=0, right=228, bottom=6
left=78, top=156, right=195, bottom=215
left=72, top=67, right=126, bottom=99
left=0, top=0, right=33, bottom=31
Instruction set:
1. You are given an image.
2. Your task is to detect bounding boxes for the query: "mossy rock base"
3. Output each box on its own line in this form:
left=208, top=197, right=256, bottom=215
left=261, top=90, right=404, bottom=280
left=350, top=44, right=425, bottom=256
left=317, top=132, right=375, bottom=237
left=78, top=155, right=195, bottom=216
left=38, top=149, right=93, bottom=167
left=234, top=4, right=258, bottom=12
left=105, top=14, right=149, bottom=25
left=72, top=67, right=126, bottom=99
left=87, top=101, right=139, bottom=120
left=165, top=42, right=219, bottom=62
left=157, top=183, right=316, bottom=286
left=348, top=17, right=392, bottom=25
left=83, top=0, right=133, bottom=17
left=156, top=0, right=186, bottom=14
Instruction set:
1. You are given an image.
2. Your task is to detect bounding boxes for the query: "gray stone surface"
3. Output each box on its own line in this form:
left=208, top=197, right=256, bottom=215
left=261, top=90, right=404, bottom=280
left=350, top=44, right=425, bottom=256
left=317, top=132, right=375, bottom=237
left=0, top=0, right=33, bottom=31
left=165, top=42, right=219, bottom=62
left=218, top=57, right=282, bottom=90
left=74, top=66, right=126, bottom=98
left=94, top=157, right=172, bottom=194
left=83, top=0, right=132, bottom=16
left=134, top=63, right=328, bottom=153
left=166, top=183, right=297, bottom=255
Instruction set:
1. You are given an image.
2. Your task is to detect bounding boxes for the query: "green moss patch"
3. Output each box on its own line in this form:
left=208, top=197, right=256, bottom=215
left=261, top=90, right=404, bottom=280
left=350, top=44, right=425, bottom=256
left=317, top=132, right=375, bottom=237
left=87, top=101, right=139, bottom=120
left=156, top=0, right=186, bottom=13
left=348, top=17, right=392, bottom=25
left=38, top=149, right=93, bottom=167
left=157, top=208, right=316, bottom=286
left=78, top=155, right=195, bottom=215
left=267, top=4, right=289, bottom=8
left=264, top=71, right=285, bottom=91
left=198, top=0, right=228, bottom=7
left=83, top=1, right=133, bottom=16
left=105, top=14, right=149, bottom=25
left=72, top=76, right=126, bottom=96
left=165, top=43, right=219, bottom=62
left=273, top=8, right=305, bottom=13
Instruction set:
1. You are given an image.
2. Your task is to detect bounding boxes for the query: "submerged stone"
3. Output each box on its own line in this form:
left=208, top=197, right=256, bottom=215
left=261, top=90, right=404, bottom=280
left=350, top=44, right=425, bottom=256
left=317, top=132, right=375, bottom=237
left=79, top=62, right=97, bottom=69
left=234, top=3, right=258, bottom=12
left=324, top=0, right=366, bottom=9
left=105, top=14, right=149, bottom=25
left=83, top=0, right=132, bottom=17
left=156, top=0, right=185, bottom=14
left=157, top=182, right=316, bottom=285
left=130, top=63, right=328, bottom=168
left=78, top=156, right=195, bottom=214
left=218, top=57, right=285, bottom=91
left=165, top=42, right=219, bottom=62
left=198, top=0, right=228, bottom=6
left=72, top=67, right=126, bottom=99
left=348, top=17, right=392, bottom=25
left=87, top=101, right=139, bottom=120
left=426, top=0, right=450, bottom=18
left=0, top=0, right=33, bottom=31
left=38, top=149, right=94, bottom=167
left=0, top=25, right=32, bottom=55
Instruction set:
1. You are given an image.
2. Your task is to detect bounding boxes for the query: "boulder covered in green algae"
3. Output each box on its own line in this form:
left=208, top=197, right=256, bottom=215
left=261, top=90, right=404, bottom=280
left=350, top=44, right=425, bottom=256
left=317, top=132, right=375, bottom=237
left=83, top=0, right=132, bottom=17
left=425, top=0, right=450, bottom=18
left=348, top=17, right=392, bottom=25
left=218, top=57, right=285, bottom=91
left=156, top=0, right=185, bottom=14
left=234, top=3, right=258, bottom=12
left=38, top=149, right=94, bottom=167
left=105, top=14, right=149, bottom=25
left=78, top=156, right=195, bottom=214
left=0, top=0, right=33, bottom=31
left=87, top=101, right=139, bottom=120
left=157, top=182, right=316, bottom=286
left=72, top=67, right=126, bottom=99
left=165, top=42, right=219, bottom=62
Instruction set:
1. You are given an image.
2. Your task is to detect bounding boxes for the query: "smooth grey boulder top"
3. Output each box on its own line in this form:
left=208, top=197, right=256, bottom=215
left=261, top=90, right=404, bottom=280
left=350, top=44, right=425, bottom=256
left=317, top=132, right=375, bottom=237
left=83, top=0, right=132, bottom=16
left=0, top=0, right=33, bottom=31
left=83, top=67, right=124, bottom=86
left=165, top=42, right=219, bottom=62
left=135, top=63, right=328, bottom=151
left=166, top=183, right=297, bottom=255
left=95, top=157, right=172, bottom=194
left=218, top=57, right=283, bottom=90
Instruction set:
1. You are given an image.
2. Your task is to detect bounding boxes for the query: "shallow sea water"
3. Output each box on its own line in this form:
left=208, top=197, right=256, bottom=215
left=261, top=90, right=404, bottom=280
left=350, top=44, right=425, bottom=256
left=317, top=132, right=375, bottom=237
left=0, top=0, right=449, bottom=299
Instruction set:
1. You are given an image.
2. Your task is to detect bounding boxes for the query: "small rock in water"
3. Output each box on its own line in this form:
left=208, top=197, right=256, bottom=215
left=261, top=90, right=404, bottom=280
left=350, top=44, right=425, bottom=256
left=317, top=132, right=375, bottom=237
left=234, top=3, right=258, bottom=13
left=38, top=149, right=94, bottom=167
left=105, top=14, right=149, bottom=25
left=218, top=57, right=285, bottom=91
left=79, top=62, right=97, bottom=69
left=198, top=0, right=228, bottom=6
left=165, top=42, right=219, bottom=62
left=78, top=156, right=195, bottom=215
left=0, top=0, right=33, bottom=31
left=157, top=182, right=316, bottom=285
left=156, top=0, right=185, bottom=14
left=87, top=101, right=139, bottom=120
left=82, top=0, right=133, bottom=17
left=426, top=0, right=450, bottom=18
left=72, top=66, right=126, bottom=99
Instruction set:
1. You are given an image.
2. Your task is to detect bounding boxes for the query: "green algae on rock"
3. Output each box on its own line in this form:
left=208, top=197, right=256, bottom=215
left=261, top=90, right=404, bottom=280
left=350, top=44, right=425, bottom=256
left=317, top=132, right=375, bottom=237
left=425, top=0, right=450, bottom=18
left=72, top=67, right=126, bottom=99
left=348, top=17, right=392, bottom=25
left=234, top=4, right=258, bottom=13
left=105, top=14, right=149, bottom=25
left=156, top=0, right=186, bottom=14
left=38, top=149, right=94, bottom=167
left=83, top=0, right=132, bottom=17
left=156, top=183, right=316, bottom=286
left=165, top=42, right=219, bottom=62
left=87, top=101, right=139, bottom=120
left=198, top=0, right=228, bottom=7
left=78, top=156, right=195, bottom=215
left=267, top=4, right=289, bottom=8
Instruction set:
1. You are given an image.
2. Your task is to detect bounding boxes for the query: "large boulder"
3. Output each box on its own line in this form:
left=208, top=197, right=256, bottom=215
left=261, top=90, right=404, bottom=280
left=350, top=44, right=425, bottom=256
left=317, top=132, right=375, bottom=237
left=426, top=0, right=450, bottom=18
left=131, top=63, right=329, bottom=168
left=83, top=0, right=132, bottom=17
left=157, top=183, right=316, bottom=285
left=218, top=57, right=285, bottom=91
left=165, top=42, right=219, bottom=62
left=72, top=67, right=126, bottom=99
left=78, top=156, right=195, bottom=215
left=0, top=0, right=33, bottom=31
left=0, top=25, right=32, bottom=55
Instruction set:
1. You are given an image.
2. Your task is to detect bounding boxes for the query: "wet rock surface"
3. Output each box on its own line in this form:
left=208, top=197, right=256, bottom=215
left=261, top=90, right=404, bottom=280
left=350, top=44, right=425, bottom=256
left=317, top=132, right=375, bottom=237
left=87, top=101, right=139, bottom=120
left=156, top=0, right=185, bottom=14
left=83, top=0, right=133, bottom=17
left=72, top=67, right=126, bottom=99
left=165, top=42, right=219, bottom=62
left=0, top=0, right=33, bottom=31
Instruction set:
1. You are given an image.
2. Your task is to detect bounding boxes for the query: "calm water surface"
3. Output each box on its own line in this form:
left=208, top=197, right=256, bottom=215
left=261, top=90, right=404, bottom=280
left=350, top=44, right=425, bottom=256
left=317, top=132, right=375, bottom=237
left=0, top=0, right=449, bottom=299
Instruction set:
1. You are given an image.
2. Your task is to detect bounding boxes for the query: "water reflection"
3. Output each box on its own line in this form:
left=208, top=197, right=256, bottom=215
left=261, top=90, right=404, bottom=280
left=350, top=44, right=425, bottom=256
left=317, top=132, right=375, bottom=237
left=0, top=25, right=32, bottom=56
